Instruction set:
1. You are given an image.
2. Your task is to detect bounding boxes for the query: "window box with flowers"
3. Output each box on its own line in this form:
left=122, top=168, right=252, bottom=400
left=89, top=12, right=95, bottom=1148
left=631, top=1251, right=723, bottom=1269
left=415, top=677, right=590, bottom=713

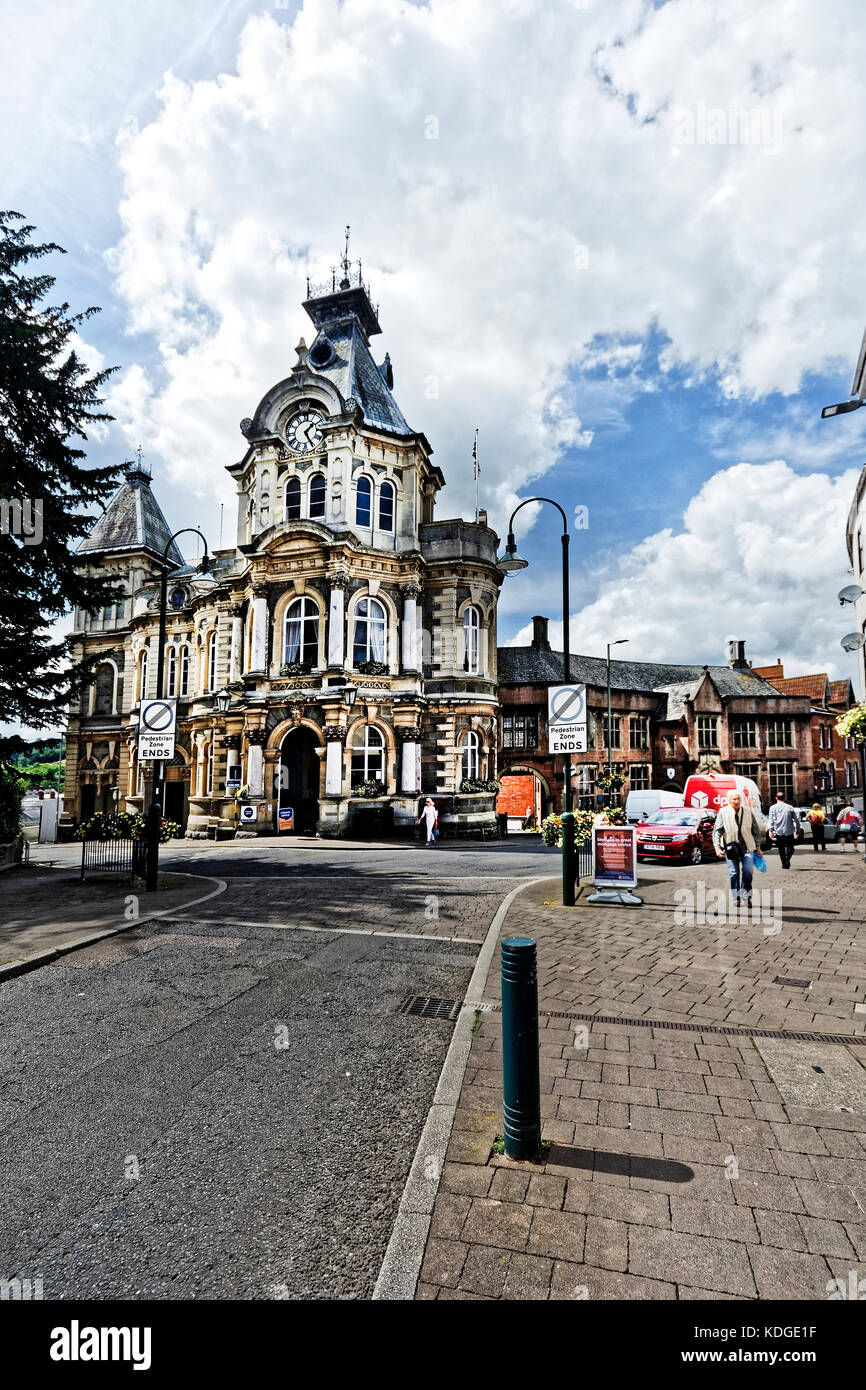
left=459, top=778, right=500, bottom=794
left=352, top=778, right=388, bottom=798
left=280, top=661, right=312, bottom=677
left=356, top=661, right=389, bottom=677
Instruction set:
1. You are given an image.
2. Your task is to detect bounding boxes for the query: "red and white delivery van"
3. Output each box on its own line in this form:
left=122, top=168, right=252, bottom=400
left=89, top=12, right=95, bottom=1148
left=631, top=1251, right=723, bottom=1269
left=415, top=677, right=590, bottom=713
left=682, top=773, right=763, bottom=815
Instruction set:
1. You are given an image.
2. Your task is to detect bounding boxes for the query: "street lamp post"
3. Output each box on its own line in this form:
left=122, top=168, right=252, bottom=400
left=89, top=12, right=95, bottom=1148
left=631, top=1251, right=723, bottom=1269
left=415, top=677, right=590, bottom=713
left=498, top=498, right=577, bottom=906
left=606, top=639, right=629, bottom=796
left=152, top=528, right=210, bottom=812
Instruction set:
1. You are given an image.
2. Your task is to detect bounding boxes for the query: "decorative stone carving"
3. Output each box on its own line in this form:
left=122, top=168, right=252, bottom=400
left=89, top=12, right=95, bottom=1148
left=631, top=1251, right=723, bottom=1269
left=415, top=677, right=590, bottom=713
left=324, top=725, right=347, bottom=743
left=396, top=726, right=422, bottom=742
left=245, top=729, right=266, bottom=747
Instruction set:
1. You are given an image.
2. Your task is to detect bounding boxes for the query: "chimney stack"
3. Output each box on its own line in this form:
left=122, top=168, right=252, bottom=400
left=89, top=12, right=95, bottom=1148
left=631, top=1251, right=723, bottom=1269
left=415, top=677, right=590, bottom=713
left=726, top=639, right=748, bottom=669
left=531, top=615, right=551, bottom=651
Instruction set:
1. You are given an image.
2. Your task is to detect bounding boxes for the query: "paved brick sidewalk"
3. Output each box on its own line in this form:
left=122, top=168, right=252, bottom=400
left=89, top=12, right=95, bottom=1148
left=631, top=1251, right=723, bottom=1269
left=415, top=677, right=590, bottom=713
left=417, top=854, right=866, bottom=1300
left=0, top=865, right=224, bottom=969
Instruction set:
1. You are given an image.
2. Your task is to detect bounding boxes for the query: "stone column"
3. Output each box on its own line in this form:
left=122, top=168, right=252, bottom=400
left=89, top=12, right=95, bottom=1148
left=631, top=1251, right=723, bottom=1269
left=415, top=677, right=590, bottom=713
left=249, top=587, right=268, bottom=674
left=324, top=725, right=346, bottom=795
left=245, top=730, right=265, bottom=797
left=327, top=572, right=348, bottom=669
left=398, top=725, right=422, bottom=794
left=229, top=605, right=243, bottom=683
left=401, top=583, right=421, bottom=672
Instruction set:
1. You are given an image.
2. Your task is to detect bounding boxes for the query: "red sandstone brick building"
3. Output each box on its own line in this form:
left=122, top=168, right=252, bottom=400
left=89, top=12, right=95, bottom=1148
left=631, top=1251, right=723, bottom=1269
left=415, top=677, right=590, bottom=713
left=751, top=662, right=860, bottom=813
left=496, top=618, right=816, bottom=821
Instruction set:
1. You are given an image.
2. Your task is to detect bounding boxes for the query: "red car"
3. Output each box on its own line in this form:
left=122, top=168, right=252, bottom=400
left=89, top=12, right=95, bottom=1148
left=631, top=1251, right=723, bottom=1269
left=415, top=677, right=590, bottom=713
left=636, top=808, right=716, bottom=865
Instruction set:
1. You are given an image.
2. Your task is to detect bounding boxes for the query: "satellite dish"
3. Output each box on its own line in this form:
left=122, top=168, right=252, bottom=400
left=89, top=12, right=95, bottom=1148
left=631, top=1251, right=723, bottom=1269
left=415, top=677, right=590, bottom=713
left=840, top=632, right=865, bottom=652
left=838, top=584, right=865, bottom=605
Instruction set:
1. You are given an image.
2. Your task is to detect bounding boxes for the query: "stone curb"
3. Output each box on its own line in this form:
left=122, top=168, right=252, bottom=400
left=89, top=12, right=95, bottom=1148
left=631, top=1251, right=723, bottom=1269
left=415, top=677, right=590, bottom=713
left=372, top=873, right=555, bottom=1300
left=0, top=873, right=228, bottom=983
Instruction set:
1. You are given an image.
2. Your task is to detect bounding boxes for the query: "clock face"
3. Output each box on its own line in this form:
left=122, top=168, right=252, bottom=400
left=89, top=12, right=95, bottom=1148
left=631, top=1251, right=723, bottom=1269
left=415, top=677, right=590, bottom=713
left=285, top=408, right=325, bottom=453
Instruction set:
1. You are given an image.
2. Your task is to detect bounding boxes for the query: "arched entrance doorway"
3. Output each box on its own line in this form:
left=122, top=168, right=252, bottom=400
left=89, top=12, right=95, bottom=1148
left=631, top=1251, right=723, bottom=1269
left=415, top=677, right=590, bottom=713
left=276, top=727, right=320, bottom=834
left=497, top=768, right=551, bottom=829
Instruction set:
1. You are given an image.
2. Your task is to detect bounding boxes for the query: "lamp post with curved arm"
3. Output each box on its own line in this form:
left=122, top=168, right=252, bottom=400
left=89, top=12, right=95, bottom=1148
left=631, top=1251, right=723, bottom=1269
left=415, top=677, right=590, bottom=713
left=151, top=528, right=211, bottom=814
left=498, top=498, right=577, bottom=906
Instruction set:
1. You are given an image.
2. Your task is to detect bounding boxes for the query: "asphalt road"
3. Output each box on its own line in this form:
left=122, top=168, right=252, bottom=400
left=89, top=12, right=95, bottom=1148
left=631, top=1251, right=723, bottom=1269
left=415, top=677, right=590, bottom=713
left=2, top=838, right=545, bottom=1299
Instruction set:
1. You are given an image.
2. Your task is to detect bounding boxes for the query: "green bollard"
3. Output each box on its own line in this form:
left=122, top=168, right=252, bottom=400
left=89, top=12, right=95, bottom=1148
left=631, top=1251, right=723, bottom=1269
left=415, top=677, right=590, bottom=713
left=561, top=810, right=576, bottom=907
left=501, top=936, right=541, bottom=1160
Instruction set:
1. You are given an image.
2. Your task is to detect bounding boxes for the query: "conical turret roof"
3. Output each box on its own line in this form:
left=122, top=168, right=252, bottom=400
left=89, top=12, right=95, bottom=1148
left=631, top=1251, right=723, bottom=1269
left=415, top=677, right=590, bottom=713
left=78, top=465, right=183, bottom=566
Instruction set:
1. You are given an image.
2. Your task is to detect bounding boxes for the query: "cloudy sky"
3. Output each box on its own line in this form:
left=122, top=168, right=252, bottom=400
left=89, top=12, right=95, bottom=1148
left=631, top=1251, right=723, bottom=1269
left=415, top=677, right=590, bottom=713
left=7, top=0, right=866, bottom=732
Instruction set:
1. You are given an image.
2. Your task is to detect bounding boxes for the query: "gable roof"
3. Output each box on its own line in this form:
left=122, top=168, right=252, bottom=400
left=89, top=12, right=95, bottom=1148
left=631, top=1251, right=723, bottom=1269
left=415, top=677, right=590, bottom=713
left=828, top=678, right=855, bottom=707
left=78, top=467, right=183, bottom=566
left=769, top=673, right=830, bottom=702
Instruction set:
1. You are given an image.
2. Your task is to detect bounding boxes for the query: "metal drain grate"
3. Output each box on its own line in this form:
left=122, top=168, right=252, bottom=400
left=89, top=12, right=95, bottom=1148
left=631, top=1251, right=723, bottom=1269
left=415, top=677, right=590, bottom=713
left=473, top=1001, right=866, bottom=1045
left=400, top=995, right=460, bottom=1021
left=775, top=976, right=813, bottom=989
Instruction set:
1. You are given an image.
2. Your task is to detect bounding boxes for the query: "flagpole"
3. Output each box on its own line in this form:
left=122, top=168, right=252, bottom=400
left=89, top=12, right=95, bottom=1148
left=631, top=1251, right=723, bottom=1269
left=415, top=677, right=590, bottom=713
left=473, top=427, right=479, bottom=523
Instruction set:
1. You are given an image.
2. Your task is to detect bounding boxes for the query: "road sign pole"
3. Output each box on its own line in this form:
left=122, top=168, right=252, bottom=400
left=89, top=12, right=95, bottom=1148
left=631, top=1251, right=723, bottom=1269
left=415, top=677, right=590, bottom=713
left=145, top=798, right=161, bottom=892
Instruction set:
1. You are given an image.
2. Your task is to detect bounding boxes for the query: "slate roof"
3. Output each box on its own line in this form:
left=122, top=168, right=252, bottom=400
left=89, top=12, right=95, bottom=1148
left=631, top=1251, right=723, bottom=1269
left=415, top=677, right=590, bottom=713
left=78, top=467, right=183, bottom=566
left=315, top=323, right=414, bottom=437
left=497, top=646, right=786, bottom=701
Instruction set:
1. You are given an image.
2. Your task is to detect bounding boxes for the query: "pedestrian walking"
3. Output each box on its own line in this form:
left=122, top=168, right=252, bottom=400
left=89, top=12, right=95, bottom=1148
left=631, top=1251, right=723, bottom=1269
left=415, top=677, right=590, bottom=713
left=417, top=797, right=439, bottom=846
left=835, top=801, right=862, bottom=853
left=712, top=790, right=765, bottom=905
left=522, top=803, right=534, bottom=830
left=807, top=803, right=827, bottom=852
left=767, top=790, right=799, bottom=869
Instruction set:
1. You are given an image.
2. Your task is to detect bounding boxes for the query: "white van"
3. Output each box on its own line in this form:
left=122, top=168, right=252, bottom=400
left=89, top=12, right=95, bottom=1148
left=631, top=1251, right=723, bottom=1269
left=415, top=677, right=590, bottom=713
left=625, top=788, right=685, bottom=824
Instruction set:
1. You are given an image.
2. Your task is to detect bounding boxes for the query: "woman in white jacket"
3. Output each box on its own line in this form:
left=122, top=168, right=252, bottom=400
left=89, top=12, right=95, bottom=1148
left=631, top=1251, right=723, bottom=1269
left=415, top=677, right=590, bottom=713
left=712, top=791, right=765, bottom=905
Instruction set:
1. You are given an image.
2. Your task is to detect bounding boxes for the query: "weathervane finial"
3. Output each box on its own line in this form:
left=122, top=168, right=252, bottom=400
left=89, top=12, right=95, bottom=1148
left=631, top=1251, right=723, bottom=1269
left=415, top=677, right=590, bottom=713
left=340, top=224, right=352, bottom=288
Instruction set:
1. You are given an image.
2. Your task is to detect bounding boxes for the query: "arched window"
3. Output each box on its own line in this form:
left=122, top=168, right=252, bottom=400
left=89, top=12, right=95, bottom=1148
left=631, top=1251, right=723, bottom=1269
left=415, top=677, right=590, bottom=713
left=137, top=649, right=149, bottom=703
left=93, top=662, right=115, bottom=716
left=353, top=596, right=387, bottom=665
left=284, top=476, right=301, bottom=521
left=179, top=646, right=190, bottom=697
left=356, top=476, right=372, bottom=528
left=351, top=724, right=385, bottom=788
left=461, top=731, right=480, bottom=782
left=463, top=606, right=481, bottom=674
left=166, top=647, right=177, bottom=698
left=309, top=472, right=326, bottom=520
left=283, top=596, right=319, bottom=667
left=379, top=480, right=394, bottom=532
left=207, top=631, right=218, bottom=692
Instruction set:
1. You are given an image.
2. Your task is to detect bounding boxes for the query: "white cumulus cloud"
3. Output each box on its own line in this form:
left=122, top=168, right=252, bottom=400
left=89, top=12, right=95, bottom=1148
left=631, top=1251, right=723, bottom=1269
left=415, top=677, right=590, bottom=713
left=103, top=0, right=866, bottom=530
left=511, top=462, right=861, bottom=677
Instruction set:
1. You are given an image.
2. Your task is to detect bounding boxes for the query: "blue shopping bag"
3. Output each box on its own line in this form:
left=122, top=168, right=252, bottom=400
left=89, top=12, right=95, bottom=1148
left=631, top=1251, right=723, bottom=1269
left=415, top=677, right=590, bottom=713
left=753, top=852, right=767, bottom=873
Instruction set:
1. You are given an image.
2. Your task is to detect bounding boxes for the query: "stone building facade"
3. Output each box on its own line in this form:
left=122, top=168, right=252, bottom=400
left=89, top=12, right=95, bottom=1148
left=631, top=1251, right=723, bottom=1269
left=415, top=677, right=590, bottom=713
left=496, top=618, right=815, bottom=818
left=63, top=264, right=502, bottom=838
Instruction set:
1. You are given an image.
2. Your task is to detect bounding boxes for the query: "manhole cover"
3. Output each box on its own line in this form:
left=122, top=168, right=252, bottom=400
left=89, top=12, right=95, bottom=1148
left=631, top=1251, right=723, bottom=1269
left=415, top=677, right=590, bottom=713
left=399, top=995, right=460, bottom=1021
left=754, top=1038, right=866, bottom=1114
